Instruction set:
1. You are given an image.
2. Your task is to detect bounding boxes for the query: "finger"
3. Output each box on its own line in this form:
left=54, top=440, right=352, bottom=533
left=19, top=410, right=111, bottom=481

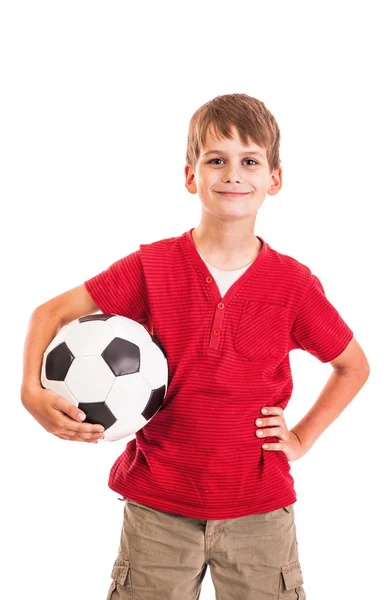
left=54, top=433, right=101, bottom=443
left=261, top=443, right=285, bottom=451
left=65, top=426, right=105, bottom=441
left=59, top=413, right=105, bottom=435
left=255, top=426, right=285, bottom=440
left=56, top=428, right=104, bottom=442
left=52, top=397, right=89, bottom=423
left=55, top=425, right=104, bottom=443
left=255, top=416, right=282, bottom=427
left=261, top=406, right=284, bottom=416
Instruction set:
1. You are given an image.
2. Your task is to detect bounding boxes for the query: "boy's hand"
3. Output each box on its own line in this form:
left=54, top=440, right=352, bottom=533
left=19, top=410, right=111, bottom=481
left=255, top=406, right=306, bottom=462
left=21, top=386, right=105, bottom=444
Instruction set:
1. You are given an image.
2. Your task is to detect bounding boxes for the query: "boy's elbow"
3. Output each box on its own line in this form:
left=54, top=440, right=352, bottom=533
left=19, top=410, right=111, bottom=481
left=329, top=336, right=370, bottom=374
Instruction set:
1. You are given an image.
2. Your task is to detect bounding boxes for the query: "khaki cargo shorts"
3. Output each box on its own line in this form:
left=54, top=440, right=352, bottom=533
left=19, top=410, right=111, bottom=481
left=107, top=497, right=306, bottom=599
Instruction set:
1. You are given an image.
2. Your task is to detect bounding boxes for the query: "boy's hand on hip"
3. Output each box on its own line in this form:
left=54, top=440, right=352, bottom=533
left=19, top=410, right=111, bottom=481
left=255, top=406, right=305, bottom=462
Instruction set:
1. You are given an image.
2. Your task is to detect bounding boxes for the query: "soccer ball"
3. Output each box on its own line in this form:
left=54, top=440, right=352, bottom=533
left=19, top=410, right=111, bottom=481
left=40, top=314, right=168, bottom=442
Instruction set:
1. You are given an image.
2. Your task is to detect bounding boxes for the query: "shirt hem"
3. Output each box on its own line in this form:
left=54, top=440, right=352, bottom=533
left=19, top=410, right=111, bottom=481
left=109, top=482, right=297, bottom=519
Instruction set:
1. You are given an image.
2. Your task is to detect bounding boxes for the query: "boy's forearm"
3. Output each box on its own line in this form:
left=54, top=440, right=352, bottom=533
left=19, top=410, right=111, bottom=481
left=21, top=307, right=63, bottom=401
left=290, top=366, right=370, bottom=453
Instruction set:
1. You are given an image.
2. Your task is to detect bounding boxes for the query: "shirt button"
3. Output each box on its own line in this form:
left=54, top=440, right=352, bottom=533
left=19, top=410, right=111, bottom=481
left=213, top=328, right=221, bottom=335
left=205, top=276, right=213, bottom=283
left=217, top=302, right=224, bottom=309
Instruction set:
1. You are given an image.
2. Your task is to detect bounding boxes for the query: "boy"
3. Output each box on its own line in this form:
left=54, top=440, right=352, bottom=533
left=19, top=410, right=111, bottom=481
left=21, top=93, right=370, bottom=599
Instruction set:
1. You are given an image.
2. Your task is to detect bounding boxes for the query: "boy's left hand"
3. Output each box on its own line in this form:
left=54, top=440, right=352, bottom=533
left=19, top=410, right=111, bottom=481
left=255, top=406, right=307, bottom=462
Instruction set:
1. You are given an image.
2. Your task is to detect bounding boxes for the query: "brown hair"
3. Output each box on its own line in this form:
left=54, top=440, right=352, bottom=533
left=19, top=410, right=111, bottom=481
left=185, top=93, right=281, bottom=174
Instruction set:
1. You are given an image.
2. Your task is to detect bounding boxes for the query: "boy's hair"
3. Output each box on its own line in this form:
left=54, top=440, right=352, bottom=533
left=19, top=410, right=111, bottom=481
left=185, top=93, right=281, bottom=174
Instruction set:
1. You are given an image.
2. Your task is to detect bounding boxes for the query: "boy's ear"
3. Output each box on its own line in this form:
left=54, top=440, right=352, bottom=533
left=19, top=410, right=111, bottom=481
left=185, top=164, right=197, bottom=194
left=267, top=167, right=283, bottom=195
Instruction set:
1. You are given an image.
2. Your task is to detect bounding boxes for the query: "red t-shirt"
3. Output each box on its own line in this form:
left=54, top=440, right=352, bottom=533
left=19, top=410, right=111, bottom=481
left=84, top=227, right=353, bottom=519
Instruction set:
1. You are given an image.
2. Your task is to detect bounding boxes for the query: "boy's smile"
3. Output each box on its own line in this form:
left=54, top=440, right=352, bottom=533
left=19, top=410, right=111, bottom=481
left=215, top=191, right=250, bottom=198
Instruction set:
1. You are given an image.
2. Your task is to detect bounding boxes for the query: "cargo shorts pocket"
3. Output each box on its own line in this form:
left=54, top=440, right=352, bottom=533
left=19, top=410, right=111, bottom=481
left=107, top=556, right=132, bottom=599
left=234, top=301, right=287, bottom=361
left=279, top=559, right=305, bottom=598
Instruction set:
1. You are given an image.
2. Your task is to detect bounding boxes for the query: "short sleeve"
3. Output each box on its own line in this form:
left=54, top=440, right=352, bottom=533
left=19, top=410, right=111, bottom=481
left=290, top=274, right=353, bottom=363
left=84, top=249, right=150, bottom=327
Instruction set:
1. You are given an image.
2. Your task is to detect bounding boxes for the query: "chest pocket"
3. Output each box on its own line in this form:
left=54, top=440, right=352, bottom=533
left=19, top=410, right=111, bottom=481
left=234, top=301, right=288, bottom=361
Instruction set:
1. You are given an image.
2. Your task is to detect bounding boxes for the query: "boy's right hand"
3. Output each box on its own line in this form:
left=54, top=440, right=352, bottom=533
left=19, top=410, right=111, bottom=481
left=21, top=386, right=105, bottom=443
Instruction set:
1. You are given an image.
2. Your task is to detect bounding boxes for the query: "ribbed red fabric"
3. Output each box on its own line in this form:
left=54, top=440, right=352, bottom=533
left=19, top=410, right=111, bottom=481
left=84, top=227, right=353, bottom=519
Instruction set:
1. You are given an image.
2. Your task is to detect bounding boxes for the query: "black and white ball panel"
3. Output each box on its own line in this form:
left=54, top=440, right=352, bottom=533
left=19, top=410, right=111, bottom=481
left=40, top=314, right=168, bottom=441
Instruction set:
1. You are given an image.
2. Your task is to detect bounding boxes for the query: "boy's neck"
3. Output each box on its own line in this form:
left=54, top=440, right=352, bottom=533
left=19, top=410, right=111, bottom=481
left=191, top=226, right=262, bottom=271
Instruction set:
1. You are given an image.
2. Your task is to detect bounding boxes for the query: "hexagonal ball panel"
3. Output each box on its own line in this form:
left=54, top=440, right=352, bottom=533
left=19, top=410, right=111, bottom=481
left=107, top=315, right=152, bottom=347
left=149, top=332, right=166, bottom=355
left=106, top=372, right=152, bottom=422
left=103, top=414, right=148, bottom=441
left=65, top=355, right=115, bottom=404
left=65, top=319, right=115, bottom=357
left=43, top=321, right=73, bottom=356
left=40, top=378, right=78, bottom=407
left=138, top=341, right=168, bottom=390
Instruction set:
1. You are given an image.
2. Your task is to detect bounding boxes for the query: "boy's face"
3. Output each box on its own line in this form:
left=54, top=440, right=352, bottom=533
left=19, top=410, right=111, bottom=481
left=185, top=125, right=282, bottom=223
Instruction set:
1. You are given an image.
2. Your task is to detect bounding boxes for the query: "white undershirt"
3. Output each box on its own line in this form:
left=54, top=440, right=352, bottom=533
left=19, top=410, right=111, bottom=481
left=196, top=248, right=255, bottom=298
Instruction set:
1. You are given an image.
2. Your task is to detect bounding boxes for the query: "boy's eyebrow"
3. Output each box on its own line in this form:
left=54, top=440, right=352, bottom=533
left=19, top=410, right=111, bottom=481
left=203, top=149, right=264, bottom=158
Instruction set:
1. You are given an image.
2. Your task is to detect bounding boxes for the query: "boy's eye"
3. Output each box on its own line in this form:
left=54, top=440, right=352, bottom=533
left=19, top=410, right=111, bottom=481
left=207, top=158, right=258, bottom=166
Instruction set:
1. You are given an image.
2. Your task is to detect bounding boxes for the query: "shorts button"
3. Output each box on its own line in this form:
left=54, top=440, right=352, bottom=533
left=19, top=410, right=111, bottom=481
left=213, top=328, right=220, bottom=335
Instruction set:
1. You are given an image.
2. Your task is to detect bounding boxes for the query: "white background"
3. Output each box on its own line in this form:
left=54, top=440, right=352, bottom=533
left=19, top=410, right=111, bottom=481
left=1, top=1, right=382, bottom=598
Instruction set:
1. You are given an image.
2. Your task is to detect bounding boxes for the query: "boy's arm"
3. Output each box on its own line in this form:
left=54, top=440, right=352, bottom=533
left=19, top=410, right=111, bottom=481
left=20, top=284, right=106, bottom=444
left=21, top=284, right=99, bottom=395
left=290, top=336, right=370, bottom=453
